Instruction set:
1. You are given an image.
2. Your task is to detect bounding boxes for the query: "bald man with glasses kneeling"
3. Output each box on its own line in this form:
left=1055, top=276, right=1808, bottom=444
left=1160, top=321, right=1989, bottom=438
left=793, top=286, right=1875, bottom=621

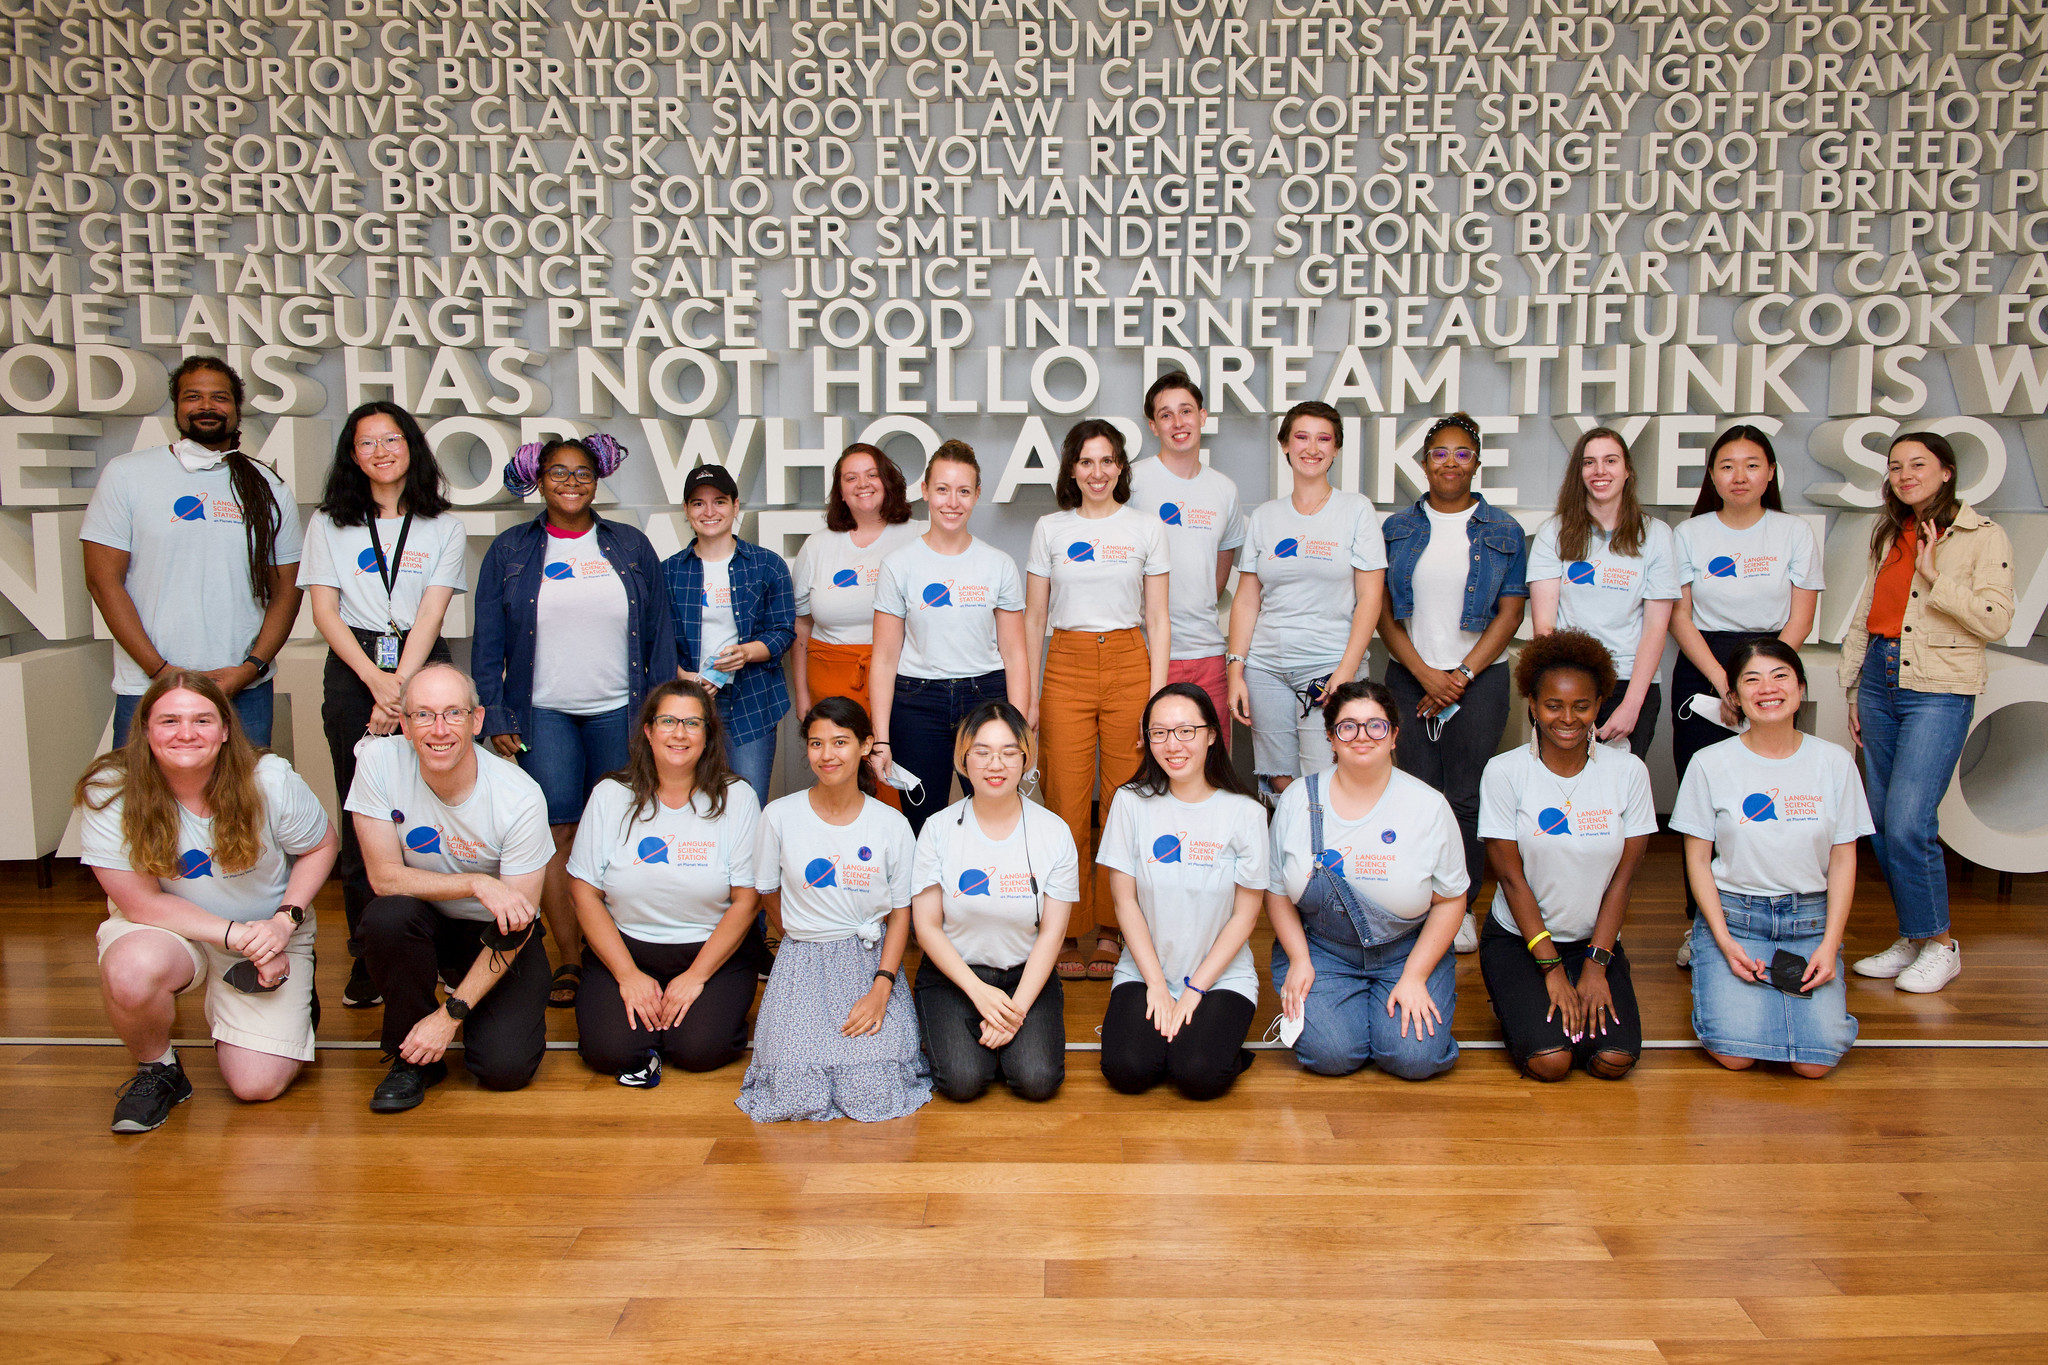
left=349, top=663, right=555, bottom=1112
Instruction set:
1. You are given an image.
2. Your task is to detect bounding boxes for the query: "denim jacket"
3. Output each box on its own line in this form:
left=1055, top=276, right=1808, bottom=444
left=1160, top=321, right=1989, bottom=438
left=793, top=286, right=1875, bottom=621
left=663, top=537, right=795, bottom=745
left=1380, top=493, right=1530, bottom=632
left=472, top=513, right=678, bottom=740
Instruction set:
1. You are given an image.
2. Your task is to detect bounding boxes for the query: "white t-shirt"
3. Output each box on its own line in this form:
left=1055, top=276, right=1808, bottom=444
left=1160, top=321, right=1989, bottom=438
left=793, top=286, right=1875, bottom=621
left=1674, top=510, right=1824, bottom=634
left=1237, top=491, right=1388, bottom=674
left=1096, top=786, right=1270, bottom=1003
left=1409, top=503, right=1485, bottom=672
left=1025, top=504, right=1172, bottom=634
left=532, top=527, right=630, bottom=715
left=913, top=797, right=1081, bottom=969
left=566, top=776, right=760, bottom=945
left=343, top=735, right=555, bottom=921
left=81, top=754, right=331, bottom=923
left=1527, top=516, right=1680, bottom=680
left=1126, top=459, right=1246, bottom=660
left=792, top=522, right=924, bottom=646
left=754, top=791, right=917, bottom=942
left=1668, top=734, right=1874, bottom=898
left=1268, top=768, right=1469, bottom=932
left=874, top=536, right=1026, bottom=680
left=80, top=446, right=307, bottom=695
left=1479, top=744, right=1659, bottom=942
left=298, top=511, right=469, bottom=635
left=697, top=553, right=738, bottom=669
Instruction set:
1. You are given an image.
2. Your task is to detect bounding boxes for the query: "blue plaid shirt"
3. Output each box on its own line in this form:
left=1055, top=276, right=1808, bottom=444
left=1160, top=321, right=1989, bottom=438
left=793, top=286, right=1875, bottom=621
left=663, top=537, right=794, bottom=745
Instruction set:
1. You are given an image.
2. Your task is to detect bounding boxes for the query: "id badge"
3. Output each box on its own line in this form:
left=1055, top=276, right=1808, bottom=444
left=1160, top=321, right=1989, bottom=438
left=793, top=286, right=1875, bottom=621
left=374, top=633, right=401, bottom=670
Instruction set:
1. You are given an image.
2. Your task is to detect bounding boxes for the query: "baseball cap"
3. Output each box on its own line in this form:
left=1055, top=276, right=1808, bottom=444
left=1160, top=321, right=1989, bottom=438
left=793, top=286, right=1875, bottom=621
left=683, top=464, right=739, bottom=500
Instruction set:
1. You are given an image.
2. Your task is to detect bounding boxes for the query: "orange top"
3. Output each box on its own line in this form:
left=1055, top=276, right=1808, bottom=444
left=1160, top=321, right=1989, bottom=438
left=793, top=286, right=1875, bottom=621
left=1865, top=521, right=1917, bottom=639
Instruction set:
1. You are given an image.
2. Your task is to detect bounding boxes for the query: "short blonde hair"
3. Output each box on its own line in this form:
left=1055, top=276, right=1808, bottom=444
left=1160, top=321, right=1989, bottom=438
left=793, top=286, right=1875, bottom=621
left=952, top=701, right=1034, bottom=778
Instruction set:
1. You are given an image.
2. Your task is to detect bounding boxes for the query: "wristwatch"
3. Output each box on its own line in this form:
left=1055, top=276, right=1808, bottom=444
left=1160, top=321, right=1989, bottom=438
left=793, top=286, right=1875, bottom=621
left=1586, top=945, right=1615, bottom=967
left=443, top=995, right=471, bottom=1022
left=1453, top=663, right=1475, bottom=681
left=275, top=905, right=305, bottom=927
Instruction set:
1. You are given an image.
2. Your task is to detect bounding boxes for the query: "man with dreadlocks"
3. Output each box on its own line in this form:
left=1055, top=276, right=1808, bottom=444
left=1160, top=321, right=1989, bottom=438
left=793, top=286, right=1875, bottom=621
left=83, top=357, right=305, bottom=747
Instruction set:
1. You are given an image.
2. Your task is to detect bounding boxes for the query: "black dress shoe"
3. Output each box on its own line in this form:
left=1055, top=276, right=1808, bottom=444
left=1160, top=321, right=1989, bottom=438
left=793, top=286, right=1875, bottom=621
left=369, top=1058, right=447, bottom=1113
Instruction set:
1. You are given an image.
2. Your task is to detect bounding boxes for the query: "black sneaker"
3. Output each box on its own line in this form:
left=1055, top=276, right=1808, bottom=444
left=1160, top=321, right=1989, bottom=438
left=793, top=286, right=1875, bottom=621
left=618, top=1050, right=662, bottom=1089
left=111, top=1059, right=193, bottom=1134
left=369, top=1057, right=446, bottom=1113
left=343, top=958, right=382, bottom=1009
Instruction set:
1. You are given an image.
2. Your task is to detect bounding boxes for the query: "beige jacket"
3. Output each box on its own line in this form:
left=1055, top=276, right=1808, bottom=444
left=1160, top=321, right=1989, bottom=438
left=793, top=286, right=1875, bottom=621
left=1838, top=504, right=2015, bottom=697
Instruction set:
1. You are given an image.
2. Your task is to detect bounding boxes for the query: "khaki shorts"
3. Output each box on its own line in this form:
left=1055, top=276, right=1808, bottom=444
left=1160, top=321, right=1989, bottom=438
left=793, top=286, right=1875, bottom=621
left=96, top=908, right=319, bottom=1063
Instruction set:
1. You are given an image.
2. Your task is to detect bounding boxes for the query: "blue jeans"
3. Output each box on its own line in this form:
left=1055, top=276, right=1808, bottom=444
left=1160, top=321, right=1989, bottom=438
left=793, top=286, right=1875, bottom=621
left=726, top=728, right=776, bottom=805
left=114, top=680, right=274, bottom=748
left=1856, top=638, right=1974, bottom=939
left=1270, top=929, right=1459, bottom=1080
left=890, top=670, right=1009, bottom=836
left=520, top=704, right=631, bottom=824
left=1691, top=892, right=1857, bottom=1067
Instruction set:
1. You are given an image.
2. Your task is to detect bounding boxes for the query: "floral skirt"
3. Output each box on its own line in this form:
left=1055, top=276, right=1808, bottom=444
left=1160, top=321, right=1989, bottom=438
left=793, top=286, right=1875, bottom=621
left=736, top=936, right=932, bottom=1123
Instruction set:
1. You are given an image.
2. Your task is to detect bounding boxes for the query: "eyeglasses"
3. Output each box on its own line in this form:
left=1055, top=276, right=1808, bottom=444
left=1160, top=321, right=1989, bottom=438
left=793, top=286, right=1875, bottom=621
left=405, top=706, right=474, bottom=728
left=966, top=745, right=1025, bottom=766
left=354, top=434, right=407, bottom=455
left=649, top=715, right=706, bottom=734
left=1146, top=723, right=1212, bottom=745
left=1425, top=446, right=1478, bottom=465
left=1333, top=717, right=1392, bottom=742
left=544, top=466, right=598, bottom=486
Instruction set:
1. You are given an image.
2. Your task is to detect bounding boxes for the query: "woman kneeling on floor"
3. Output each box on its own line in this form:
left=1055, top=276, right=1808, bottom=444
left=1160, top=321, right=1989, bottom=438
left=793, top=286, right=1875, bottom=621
left=1672, top=640, right=1872, bottom=1079
left=568, top=679, right=767, bottom=1087
left=1479, top=630, right=1656, bottom=1082
left=1266, top=680, right=1468, bottom=1080
left=911, top=701, right=1078, bottom=1102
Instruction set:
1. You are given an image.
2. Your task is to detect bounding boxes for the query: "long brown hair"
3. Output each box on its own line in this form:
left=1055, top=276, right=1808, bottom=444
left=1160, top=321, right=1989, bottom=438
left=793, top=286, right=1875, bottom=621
left=802, top=696, right=880, bottom=798
left=1870, top=431, right=1962, bottom=564
left=1555, top=427, right=1648, bottom=560
left=171, top=357, right=285, bottom=609
left=612, top=679, right=740, bottom=824
left=824, top=443, right=913, bottom=533
left=1055, top=419, right=1131, bottom=510
left=74, top=671, right=267, bottom=878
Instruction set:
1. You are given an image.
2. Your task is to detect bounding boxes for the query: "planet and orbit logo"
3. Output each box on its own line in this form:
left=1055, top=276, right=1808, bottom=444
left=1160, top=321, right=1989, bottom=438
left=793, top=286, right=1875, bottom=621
left=1537, top=802, right=1573, bottom=836
left=1273, top=538, right=1300, bottom=558
left=1065, top=540, right=1096, bottom=563
left=172, top=495, right=207, bottom=522
left=405, top=826, right=443, bottom=855
left=804, top=856, right=840, bottom=888
left=1150, top=833, right=1183, bottom=864
left=921, top=581, right=953, bottom=608
left=543, top=561, right=576, bottom=581
left=177, top=848, right=213, bottom=878
left=1741, top=790, right=1779, bottom=823
left=1158, top=502, right=1183, bottom=526
left=636, top=836, right=671, bottom=865
left=1315, top=847, right=1345, bottom=873
left=1707, top=556, right=1740, bottom=578
left=956, top=868, right=993, bottom=897
left=832, top=568, right=861, bottom=588
left=1566, top=561, right=1598, bottom=586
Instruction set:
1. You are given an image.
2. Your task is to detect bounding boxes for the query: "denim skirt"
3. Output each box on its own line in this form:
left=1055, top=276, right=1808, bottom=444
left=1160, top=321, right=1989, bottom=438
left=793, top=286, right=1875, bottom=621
left=1690, top=891, right=1858, bottom=1067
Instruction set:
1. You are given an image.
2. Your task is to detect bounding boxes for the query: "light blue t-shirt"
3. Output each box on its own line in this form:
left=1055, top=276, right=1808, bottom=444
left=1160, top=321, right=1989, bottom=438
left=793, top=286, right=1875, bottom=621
left=1527, top=516, right=1680, bottom=680
left=568, top=776, right=760, bottom=945
left=1236, top=491, right=1388, bottom=674
left=80, top=446, right=305, bottom=695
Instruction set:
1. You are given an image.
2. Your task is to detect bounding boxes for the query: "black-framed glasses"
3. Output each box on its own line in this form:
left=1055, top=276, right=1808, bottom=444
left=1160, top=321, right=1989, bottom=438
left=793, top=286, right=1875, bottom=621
left=405, top=706, right=474, bottom=728
left=1145, top=723, right=1212, bottom=745
left=544, top=465, right=598, bottom=486
left=1334, top=717, right=1391, bottom=742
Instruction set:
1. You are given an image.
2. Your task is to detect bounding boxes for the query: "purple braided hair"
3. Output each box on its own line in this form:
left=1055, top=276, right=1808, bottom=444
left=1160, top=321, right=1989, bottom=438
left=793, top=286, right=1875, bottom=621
left=502, top=433, right=629, bottom=497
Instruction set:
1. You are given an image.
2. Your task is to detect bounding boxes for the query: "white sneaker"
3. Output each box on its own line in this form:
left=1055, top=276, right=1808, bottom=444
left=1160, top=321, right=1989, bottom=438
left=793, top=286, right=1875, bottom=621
left=1674, top=933, right=1692, bottom=969
left=1895, top=940, right=1961, bottom=994
left=1853, top=936, right=1921, bottom=980
left=1453, top=913, right=1479, bottom=954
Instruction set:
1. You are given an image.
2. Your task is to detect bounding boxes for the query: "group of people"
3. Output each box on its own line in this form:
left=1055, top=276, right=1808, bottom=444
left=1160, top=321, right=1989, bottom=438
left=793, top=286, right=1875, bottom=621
left=74, top=358, right=2015, bottom=1133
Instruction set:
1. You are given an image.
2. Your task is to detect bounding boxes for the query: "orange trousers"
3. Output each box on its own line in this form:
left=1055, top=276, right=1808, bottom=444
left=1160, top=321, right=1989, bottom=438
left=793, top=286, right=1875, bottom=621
left=1039, top=627, right=1151, bottom=938
left=804, top=639, right=900, bottom=810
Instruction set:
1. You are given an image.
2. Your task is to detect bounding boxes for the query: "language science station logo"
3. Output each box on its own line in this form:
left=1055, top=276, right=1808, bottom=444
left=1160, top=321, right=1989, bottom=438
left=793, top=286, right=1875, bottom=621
left=1743, top=788, right=1823, bottom=823
left=406, top=823, right=488, bottom=864
left=171, top=494, right=244, bottom=524
left=1066, top=540, right=1135, bottom=566
left=1708, top=553, right=1781, bottom=580
left=634, top=836, right=715, bottom=869
left=1566, top=561, right=1598, bottom=586
left=1272, top=537, right=1340, bottom=562
left=1741, top=790, right=1779, bottom=823
left=355, top=547, right=429, bottom=576
left=177, top=848, right=213, bottom=879
left=804, top=849, right=877, bottom=891
left=1537, top=802, right=1575, bottom=836
left=1149, top=831, right=1224, bottom=869
left=1158, top=501, right=1217, bottom=530
left=920, top=579, right=991, bottom=609
left=1569, top=558, right=1639, bottom=591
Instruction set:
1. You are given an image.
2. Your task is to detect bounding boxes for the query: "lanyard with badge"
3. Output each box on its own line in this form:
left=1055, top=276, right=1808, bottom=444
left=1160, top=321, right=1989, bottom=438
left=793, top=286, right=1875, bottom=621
left=365, top=512, right=414, bottom=671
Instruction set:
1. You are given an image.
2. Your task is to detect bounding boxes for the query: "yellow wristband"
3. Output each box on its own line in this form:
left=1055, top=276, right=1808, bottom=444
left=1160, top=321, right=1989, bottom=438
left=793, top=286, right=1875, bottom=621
left=1526, top=930, right=1553, bottom=952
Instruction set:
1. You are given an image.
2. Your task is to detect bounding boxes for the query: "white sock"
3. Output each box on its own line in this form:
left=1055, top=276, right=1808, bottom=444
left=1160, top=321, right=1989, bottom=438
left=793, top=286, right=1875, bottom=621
left=149, top=1046, right=176, bottom=1068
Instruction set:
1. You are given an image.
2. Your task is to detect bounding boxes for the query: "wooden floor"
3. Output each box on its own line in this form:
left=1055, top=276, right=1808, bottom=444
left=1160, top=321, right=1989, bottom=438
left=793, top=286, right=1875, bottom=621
left=3, top=839, right=2045, bottom=1364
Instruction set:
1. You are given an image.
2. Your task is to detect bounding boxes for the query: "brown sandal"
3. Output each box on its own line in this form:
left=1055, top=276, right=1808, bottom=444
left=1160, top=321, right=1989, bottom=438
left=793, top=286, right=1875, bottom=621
left=1056, top=942, right=1086, bottom=981
left=1086, top=936, right=1120, bottom=981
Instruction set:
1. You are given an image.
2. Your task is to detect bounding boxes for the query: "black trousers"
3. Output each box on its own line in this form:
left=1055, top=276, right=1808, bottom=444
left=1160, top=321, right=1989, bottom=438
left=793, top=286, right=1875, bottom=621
left=576, top=931, right=764, bottom=1075
left=1099, top=980, right=1256, bottom=1101
left=359, top=895, right=550, bottom=1090
left=913, top=957, right=1065, bottom=1103
left=1597, top=681, right=1661, bottom=759
left=1386, top=658, right=1512, bottom=897
left=1670, top=630, right=1774, bottom=915
left=1477, top=913, right=1643, bottom=1073
left=323, top=630, right=452, bottom=957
